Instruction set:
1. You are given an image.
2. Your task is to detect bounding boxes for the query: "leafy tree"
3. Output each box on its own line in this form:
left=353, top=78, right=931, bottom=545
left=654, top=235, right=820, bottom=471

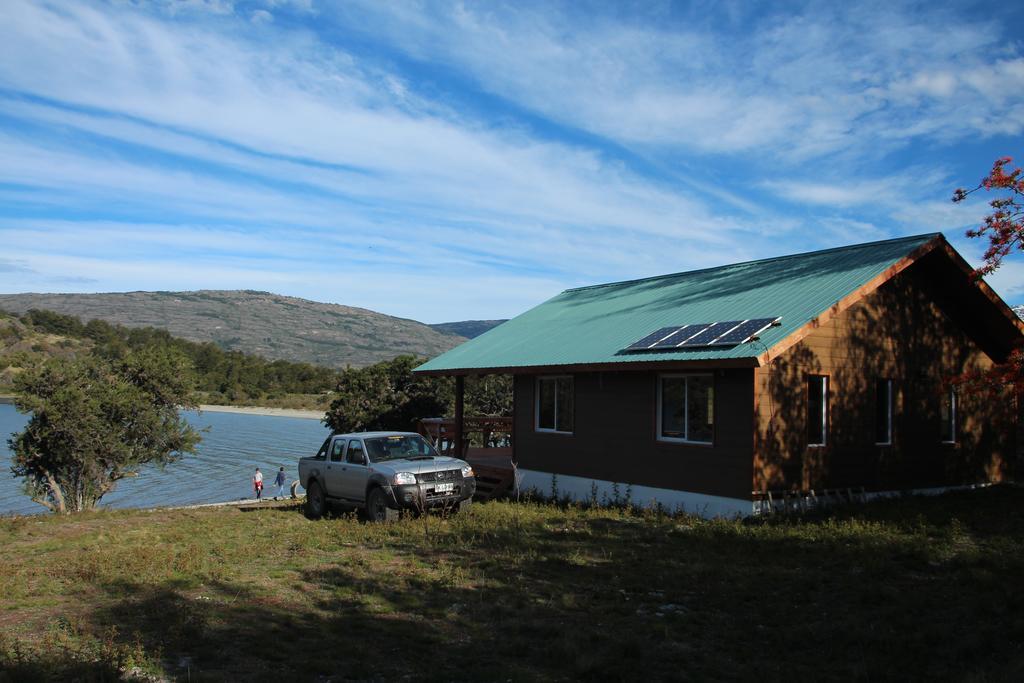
left=5, top=308, right=343, bottom=403
left=20, top=309, right=85, bottom=337
left=953, top=156, right=1024, bottom=396
left=325, top=356, right=452, bottom=433
left=8, top=347, right=201, bottom=513
left=323, top=356, right=513, bottom=434
left=953, top=156, right=1024, bottom=277
left=465, top=373, right=513, bottom=417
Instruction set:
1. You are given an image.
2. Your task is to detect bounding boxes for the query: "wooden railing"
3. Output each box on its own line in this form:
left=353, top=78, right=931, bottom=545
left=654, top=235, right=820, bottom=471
left=417, top=416, right=512, bottom=457
left=417, top=417, right=515, bottom=500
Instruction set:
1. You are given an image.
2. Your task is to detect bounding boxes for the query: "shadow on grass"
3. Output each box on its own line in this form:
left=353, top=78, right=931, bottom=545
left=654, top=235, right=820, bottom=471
left=6, top=487, right=1024, bottom=681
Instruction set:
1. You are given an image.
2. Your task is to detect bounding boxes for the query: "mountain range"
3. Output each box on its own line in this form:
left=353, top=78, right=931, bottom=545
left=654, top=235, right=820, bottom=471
left=0, top=291, right=505, bottom=368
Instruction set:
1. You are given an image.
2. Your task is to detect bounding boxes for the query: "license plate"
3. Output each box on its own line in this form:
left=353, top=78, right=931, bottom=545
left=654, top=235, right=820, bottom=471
left=435, top=482, right=454, bottom=493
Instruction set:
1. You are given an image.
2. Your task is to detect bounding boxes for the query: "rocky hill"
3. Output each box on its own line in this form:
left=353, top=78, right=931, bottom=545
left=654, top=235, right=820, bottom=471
left=0, top=291, right=465, bottom=368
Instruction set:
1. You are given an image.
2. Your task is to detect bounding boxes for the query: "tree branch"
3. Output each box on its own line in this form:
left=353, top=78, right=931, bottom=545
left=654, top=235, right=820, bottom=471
left=41, top=468, right=65, bottom=514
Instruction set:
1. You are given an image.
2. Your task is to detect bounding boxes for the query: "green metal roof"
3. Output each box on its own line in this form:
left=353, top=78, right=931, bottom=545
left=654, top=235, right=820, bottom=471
left=416, top=233, right=941, bottom=374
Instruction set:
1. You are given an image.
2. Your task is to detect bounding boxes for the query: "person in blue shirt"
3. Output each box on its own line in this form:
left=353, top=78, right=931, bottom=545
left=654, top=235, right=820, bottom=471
left=274, top=467, right=287, bottom=500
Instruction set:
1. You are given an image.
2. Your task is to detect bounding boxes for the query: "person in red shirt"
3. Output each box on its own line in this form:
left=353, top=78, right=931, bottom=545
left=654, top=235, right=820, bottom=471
left=253, top=467, right=263, bottom=500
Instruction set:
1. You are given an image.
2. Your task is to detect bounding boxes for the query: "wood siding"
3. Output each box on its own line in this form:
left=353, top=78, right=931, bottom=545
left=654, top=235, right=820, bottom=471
left=514, top=368, right=754, bottom=501
left=753, top=254, right=1017, bottom=493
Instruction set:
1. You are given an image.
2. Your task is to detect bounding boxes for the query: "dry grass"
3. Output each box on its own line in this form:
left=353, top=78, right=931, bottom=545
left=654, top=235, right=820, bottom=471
left=1, top=486, right=1023, bottom=681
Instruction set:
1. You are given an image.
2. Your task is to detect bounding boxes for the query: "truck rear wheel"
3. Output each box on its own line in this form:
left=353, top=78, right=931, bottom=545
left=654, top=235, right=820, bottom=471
left=366, top=487, right=399, bottom=523
left=305, top=480, right=325, bottom=520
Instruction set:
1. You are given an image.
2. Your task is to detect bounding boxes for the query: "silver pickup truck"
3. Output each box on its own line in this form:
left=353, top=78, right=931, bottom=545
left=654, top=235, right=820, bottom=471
left=297, top=431, right=476, bottom=521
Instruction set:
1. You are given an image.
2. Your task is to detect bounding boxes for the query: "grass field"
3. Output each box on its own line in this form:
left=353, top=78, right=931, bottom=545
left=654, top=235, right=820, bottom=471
left=1, top=486, right=1022, bottom=682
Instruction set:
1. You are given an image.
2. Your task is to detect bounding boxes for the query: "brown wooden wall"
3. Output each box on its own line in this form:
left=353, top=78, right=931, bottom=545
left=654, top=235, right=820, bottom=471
left=513, top=368, right=754, bottom=500
left=753, top=257, right=1017, bottom=493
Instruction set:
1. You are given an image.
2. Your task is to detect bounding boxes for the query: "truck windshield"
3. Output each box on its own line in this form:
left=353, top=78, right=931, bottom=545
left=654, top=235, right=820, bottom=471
left=364, top=435, right=439, bottom=462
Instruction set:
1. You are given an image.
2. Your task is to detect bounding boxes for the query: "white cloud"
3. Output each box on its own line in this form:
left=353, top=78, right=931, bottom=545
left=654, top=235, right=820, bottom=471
left=1, top=0, right=1021, bottom=318
left=322, top=2, right=1022, bottom=162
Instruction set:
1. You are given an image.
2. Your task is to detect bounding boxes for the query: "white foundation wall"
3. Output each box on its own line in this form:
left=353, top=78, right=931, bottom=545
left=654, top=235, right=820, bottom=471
left=515, top=468, right=755, bottom=519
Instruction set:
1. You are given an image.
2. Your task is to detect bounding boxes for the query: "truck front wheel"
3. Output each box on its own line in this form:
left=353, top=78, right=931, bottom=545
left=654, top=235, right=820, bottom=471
left=366, top=487, right=399, bottom=523
left=305, top=480, right=325, bottom=520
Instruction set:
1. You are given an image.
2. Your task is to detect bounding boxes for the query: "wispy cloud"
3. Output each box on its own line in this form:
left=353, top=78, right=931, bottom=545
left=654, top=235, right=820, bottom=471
left=0, top=0, right=1021, bottom=320
left=0, top=258, right=35, bottom=275
left=326, top=1, right=1023, bottom=161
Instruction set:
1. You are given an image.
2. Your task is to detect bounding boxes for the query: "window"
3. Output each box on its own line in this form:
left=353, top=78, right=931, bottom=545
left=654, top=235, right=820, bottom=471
left=940, top=388, right=957, bottom=443
left=807, top=375, right=828, bottom=447
left=330, top=439, right=345, bottom=462
left=536, top=376, right=574, bottom=433
left=875, top=379, right=893, bottom=445
left=347, top=440, right=366, bottom=464
left=657, top=374, right=714, bottom=444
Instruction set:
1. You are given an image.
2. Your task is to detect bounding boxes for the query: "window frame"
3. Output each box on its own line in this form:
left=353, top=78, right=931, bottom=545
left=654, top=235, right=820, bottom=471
left=807, top=374, right=829, bottom=448
left=874, top=378, right=893, bottom=446
left=940, top=387, right=957, bottom=444
left=535, top=375, right=574, bottom=435
left=656, top=373, right=715, bottom=445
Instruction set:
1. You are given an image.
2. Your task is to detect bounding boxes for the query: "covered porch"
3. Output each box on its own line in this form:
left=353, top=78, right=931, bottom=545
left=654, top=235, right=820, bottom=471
left=417, top=395, right=515, bottom=500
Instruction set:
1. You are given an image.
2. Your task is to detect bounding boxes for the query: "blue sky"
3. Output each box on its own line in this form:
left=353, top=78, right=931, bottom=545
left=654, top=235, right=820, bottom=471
left=0, top=0, right=1022, bottom=322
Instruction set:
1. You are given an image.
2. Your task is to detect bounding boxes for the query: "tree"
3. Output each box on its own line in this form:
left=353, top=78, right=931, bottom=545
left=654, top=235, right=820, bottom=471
left=325, top=356, right=452, bottom=434
left=953, top=156, right=1024, bottom=396
left=953, top=156, right=1024, bottom=277
left=323, top=356, right=513, bottom=434
left=465, top=373, right=513, bottom=417
left=8, top=347, right=201, bottom=513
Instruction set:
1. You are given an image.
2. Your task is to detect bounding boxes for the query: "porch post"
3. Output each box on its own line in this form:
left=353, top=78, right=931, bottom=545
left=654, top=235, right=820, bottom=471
left=454, top=375, right=465, bottom=458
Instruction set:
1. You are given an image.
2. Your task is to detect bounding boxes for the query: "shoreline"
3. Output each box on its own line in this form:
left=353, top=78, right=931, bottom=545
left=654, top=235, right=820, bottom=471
left=197, top=404, right=324, bottom=420
left=2, top=396, right=323, bottom=420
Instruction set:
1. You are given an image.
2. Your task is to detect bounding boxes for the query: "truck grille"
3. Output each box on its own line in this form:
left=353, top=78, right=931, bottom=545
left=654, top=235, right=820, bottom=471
left=418, top=469, right=462, bottom=482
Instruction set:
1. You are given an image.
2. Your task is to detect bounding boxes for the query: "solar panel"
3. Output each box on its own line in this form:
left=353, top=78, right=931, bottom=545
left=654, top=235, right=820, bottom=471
left=625, top=326, right=684, bottom=350
left=676, top=321, right=742, bottom=347
left=706, top=317, right=780, bottom=346
left=623, top=317, right=781, bottom=352
left=649, top=323, right=710, bottom=349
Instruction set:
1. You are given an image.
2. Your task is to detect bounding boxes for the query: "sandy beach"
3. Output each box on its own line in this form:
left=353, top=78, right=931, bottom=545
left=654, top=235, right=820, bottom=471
left=2, top=397, right=323, bottom=419
left=198, top=404, right=324, bottom=420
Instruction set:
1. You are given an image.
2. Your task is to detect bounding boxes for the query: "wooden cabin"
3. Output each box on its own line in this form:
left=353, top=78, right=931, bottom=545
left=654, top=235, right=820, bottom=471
left=415, top=234, right=1023, bottom=516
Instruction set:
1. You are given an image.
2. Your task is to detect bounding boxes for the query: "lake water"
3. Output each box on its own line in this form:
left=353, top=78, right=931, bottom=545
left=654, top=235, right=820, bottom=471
left=0, top=402, right=329, bottom=516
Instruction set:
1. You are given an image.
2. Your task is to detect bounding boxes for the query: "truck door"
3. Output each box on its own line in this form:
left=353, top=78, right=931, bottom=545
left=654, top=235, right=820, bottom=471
left=339, top=439, right=371, bottom=501
left=323, top=438, right=347, bottom=496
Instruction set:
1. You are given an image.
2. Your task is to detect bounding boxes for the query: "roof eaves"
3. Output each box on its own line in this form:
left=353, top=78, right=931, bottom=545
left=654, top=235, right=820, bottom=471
left=932, top=239, right=1024, bottom=337
left=414, top=356, right=761, bottom=376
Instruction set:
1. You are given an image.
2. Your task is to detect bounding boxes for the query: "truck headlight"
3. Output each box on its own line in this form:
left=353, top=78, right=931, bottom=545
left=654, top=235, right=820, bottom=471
left=393, top=472, right=416, bottom=486
left=461, top=466, right=474, bottom=478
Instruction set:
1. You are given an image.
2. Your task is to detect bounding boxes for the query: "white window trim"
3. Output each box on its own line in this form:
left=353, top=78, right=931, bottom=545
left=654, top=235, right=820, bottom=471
left=535, top=375, right=574, bottom=434
left=875, top=378, right=893, bottom=446
left=656, top=373, right=714, bottom=445
left=941, top=388, right=957, bottom=444
left=808, top=375, right=828, bottom=448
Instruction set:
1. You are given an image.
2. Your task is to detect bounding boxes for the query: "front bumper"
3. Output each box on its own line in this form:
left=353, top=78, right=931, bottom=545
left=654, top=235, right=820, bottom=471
left=385, top=477, right=476, bottom=510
